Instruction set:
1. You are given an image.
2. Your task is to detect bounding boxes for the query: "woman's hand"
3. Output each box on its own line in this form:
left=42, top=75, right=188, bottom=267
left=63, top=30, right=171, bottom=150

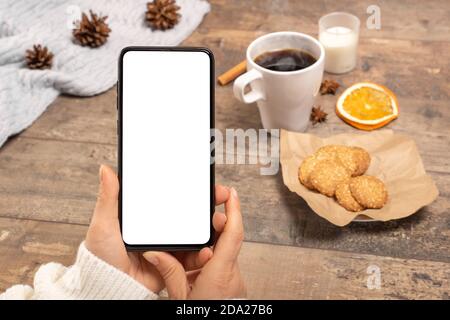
left=143, top=187, right=246, bottom=299
left=85, top=165, right=222, bottom=294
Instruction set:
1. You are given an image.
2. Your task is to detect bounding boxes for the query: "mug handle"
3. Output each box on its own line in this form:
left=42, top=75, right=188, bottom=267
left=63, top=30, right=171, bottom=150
left=233, top=69, right=265, bottom=104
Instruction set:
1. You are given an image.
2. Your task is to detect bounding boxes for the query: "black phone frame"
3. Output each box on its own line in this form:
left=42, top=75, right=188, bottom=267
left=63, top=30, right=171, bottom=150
left=118, top=46, right=215, bottom=251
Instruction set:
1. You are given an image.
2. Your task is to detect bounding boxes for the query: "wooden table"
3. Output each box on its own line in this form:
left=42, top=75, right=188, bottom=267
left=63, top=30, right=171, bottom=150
left=0, top=0, right=449, bottom=299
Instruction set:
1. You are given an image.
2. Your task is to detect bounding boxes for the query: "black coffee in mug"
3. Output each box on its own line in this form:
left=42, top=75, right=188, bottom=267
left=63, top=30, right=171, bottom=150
left=254, top=48, right=317, bottom=72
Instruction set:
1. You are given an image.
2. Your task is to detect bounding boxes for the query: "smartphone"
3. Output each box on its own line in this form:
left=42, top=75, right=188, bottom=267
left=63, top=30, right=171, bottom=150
left=118, top=47, right=214, bottom=251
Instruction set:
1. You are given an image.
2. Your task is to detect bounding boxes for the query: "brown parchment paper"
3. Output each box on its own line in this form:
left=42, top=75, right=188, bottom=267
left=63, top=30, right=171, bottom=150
left=280, top=129, right=439, bottom=226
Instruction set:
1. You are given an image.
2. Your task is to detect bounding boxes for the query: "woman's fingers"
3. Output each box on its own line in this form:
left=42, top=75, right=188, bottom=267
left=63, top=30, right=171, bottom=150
left=172, top=209, right=227, bottom=272
left=143, top=251, right=189, bottom=299
left=186, top=269, right=201, bottom=284
left=213, top=211, right=227, bottom=233
left=92, top=165, right=119, bottom=222
left=173, top=209, right=227, bottom=271
left=213, top=188, right=244, bottom=267
left=171, top=212, right=226, bottom=272
left=176, top=247, right=213, bottom=271
left=215, top=185, right=230, bottom=206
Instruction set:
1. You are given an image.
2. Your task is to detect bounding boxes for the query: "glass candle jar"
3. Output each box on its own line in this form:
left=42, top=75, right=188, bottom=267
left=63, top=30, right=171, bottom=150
left=319, top=12, right=360, bottom=74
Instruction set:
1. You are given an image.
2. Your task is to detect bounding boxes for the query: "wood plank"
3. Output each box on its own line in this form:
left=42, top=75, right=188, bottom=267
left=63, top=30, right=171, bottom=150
left=187, top=31, right=450, bottom=101
left=1, top=0, right=449, bottom=300
left=20, top=90, right=117, bottom=145
left=20, top=32, right=450, bottom=145
left=0, top=137, right=114, bottom=224
left=202, top=0, right=450, bottom=42
left=19, top=87, right=450, bottom=173
left=0, top=218, right=82, bottom=289
left=241, top=241, right=450, bottom=300
left=217, top=164, right=450, bottom=263
left=0, top=135, right=448, bottom=262
left=0, top=217, right=448, bottom=299
left=18, top=91, right=450, bottom=176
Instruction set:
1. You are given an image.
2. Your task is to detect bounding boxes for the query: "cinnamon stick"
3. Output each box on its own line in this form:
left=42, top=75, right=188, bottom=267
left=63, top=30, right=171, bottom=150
left=217, top=60, right=247, bottom=86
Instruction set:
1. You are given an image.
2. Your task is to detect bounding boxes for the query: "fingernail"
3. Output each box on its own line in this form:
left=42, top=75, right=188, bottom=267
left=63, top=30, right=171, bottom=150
left=231, top=187, right=238, bottom=198
left=206, top=248, right=213, bottom=260
left=144, top=252, right=159, bottom=266
left=99, top=165, right=104, bottom=183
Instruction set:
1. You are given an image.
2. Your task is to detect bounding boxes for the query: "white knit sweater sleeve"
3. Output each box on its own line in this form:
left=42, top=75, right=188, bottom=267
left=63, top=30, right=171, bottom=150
left=0, top=242, right=159, bottom=300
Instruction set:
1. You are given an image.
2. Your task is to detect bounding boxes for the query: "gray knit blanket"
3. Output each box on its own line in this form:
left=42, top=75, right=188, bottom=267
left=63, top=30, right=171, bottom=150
left=0, top=0, right=210, bottom=147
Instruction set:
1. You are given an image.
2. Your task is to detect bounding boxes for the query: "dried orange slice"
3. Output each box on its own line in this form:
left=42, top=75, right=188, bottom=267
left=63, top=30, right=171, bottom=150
left=336, top=82, right=399, bottom=131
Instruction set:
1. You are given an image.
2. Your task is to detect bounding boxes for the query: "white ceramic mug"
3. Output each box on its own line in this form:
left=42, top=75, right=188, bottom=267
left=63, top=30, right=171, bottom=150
left=233, top=31, right=325, bottom=132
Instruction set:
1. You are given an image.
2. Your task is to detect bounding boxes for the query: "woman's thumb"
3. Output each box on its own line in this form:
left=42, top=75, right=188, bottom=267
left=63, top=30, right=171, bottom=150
left=143, top=252, right=189, bottom=299
left=93, top=165, right=119, bottom=221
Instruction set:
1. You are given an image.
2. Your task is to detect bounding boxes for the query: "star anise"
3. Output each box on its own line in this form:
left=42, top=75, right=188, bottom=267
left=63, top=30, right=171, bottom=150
left=320, top=80, right=340, bottom=95
left=310, top=106, right=328, bottom=125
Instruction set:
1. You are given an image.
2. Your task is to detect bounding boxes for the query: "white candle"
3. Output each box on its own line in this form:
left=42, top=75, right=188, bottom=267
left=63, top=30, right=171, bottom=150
left=319, top=12, right=360, bottom=74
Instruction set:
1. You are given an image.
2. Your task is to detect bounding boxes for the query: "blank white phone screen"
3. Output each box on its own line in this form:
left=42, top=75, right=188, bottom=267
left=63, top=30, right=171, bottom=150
left=121, top=50, right=211, bottom=245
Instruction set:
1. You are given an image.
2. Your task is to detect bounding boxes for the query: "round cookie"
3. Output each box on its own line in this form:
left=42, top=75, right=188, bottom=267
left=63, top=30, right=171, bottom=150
left=335, top=181, right=364, bottom=212
left=310, top=160, right=351, bottom=197
left=316, top=145, right=370, bottom=177
left=349, top=176, right=388, bottom=209
left=335, top=148, right=359, bottom=176
left=350, top=147, right=371, bottom=176
left=315, top=145, right=346, bottom=161
left=298, top=155, right=319, bottom=190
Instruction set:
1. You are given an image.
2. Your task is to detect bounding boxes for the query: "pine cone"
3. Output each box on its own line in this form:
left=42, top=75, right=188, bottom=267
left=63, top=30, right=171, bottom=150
left=73, top=10, right=111, bottom=48
left=25, top=45, right=53, bottom=70
left=146, top=0, right=181, bottom=30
